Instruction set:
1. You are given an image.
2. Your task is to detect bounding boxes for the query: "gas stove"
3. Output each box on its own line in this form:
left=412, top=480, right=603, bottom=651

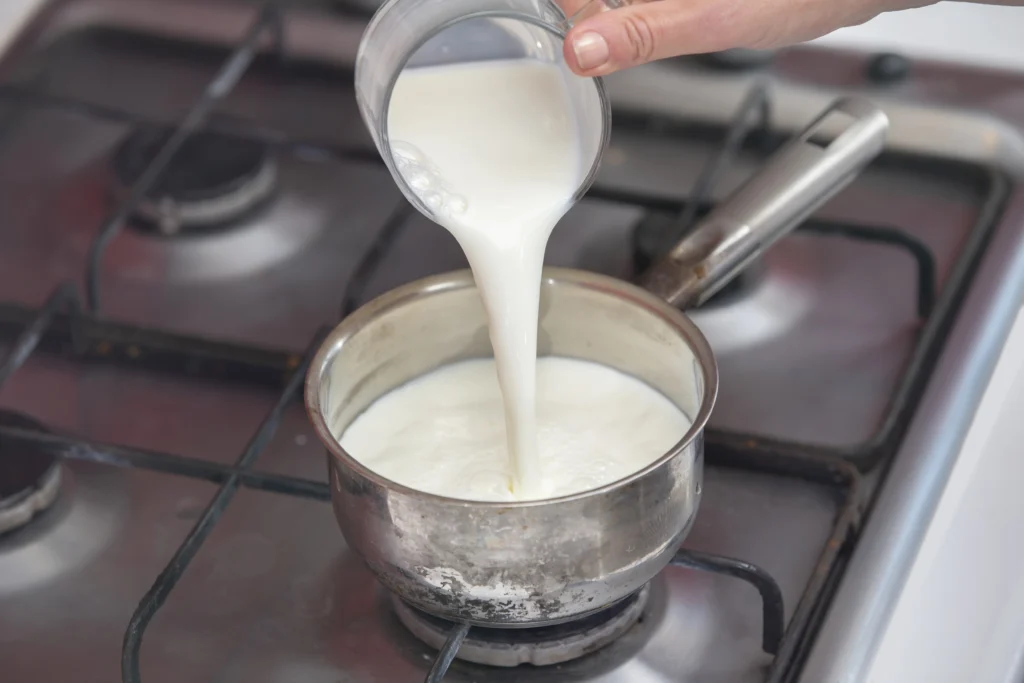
left=1, top=2, right=1023, bottom=682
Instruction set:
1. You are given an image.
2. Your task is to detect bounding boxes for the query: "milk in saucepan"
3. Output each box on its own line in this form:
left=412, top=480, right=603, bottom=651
left=341, top=58, right=690, bottom=501
left=341, top=357, right=690, bottom=502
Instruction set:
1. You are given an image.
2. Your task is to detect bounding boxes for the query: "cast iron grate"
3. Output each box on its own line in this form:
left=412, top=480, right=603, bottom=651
left=0, top=2, right=1010, bottom=681
left=0, top=24, right=1011, bottom=469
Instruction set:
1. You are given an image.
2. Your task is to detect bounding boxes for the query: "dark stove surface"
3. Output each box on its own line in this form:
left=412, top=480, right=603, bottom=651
left=0, top=440, right=847, bottom=683
left=0, top=17, right=998, bottom=451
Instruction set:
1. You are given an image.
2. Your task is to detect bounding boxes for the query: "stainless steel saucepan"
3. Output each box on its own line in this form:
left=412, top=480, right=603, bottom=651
left=305, top=97, right=888, bottom=627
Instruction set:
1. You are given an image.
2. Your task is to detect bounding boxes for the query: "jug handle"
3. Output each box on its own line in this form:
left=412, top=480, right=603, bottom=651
left=638, top=96, right=889, bottom=309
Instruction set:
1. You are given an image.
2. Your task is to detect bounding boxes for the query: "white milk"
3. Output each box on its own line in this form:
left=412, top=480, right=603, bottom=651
left=340, top=357, right=691, bottom=502
left=386, top=59, right=582, bottom=498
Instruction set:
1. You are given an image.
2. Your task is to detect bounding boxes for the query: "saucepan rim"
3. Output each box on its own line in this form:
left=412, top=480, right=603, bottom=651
left=304, top=266, right=719, bottom=508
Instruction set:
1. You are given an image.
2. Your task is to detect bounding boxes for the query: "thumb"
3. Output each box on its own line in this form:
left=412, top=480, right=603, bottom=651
left=562, top=0, right=905, bottom=76
left=563, top=0, right=732, bottom=76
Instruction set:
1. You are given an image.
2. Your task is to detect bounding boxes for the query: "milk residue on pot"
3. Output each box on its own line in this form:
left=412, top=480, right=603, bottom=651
left=340, top=58, right=691, bottom=502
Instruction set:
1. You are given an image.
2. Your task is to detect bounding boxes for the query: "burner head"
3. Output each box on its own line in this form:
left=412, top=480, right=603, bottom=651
left=633, top=211, right=765, bottom=307
left=112, top=127, right=278, bottom=235
left=393, top=586, right=649, bottom=668
left=0, top=411, right=61, bottom=535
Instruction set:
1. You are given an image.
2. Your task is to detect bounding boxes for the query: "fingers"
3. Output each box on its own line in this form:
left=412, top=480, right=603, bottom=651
left=563, top=1, right=677, bottom=75
left=563, top=0, right=763, bottom=76
left=562, top=0, right=911, bottom=76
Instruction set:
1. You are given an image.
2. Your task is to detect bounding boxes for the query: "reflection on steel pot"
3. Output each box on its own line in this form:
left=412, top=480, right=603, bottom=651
left=304, top=97, right=888, bottom=627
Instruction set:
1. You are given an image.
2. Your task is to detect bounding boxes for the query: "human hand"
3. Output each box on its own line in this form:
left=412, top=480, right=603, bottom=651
left=559, top=0, right=935, bottom=76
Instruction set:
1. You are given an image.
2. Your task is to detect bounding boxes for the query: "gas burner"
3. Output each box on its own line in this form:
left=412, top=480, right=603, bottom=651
left=392, top=586, right=650, bottom=667
left=632, top=211, right=766, bottom=307
left=0, top=412, right=61, bottom=535
left=112, top=127, right=278, bottom=235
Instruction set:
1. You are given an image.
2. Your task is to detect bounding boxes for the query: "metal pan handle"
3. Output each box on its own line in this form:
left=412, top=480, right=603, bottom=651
left=639, top=97, right=889, bottom=309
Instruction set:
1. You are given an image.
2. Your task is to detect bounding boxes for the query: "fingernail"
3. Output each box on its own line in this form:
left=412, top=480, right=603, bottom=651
left=572, top=32, right=610, bottom=71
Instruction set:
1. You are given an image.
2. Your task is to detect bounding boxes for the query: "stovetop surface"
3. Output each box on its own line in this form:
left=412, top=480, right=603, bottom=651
left=1, top=440, right=840, bottom=683
left=0, top=10, right=996, bottom=449
left=0, top=1, right=1020, bottom=682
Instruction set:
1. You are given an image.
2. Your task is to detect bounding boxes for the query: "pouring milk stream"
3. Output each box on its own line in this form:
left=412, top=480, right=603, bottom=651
left=339, top=58, right=690, bottom=501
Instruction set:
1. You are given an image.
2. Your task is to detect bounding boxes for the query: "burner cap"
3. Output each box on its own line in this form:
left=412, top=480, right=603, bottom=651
left=112, top=127, right=278, bottom=235
left=393, top=586, right=649, bottom=668
left=0, top=411, right=61, bottom=535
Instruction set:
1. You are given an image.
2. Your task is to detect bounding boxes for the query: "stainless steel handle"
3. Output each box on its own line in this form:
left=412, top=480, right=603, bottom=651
left=639, top=97, right=889, bottom=309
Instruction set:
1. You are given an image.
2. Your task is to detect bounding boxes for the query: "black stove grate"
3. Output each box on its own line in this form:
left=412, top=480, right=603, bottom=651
left=0, top=33, right=1007, bottom=470
left=0, top=1, right=1011, bottom=681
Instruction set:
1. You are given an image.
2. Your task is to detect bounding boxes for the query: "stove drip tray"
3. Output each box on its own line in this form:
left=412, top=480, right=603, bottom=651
left=0, top=411, right=62, bottom=535
left=392, top=585, right=650, bottom=667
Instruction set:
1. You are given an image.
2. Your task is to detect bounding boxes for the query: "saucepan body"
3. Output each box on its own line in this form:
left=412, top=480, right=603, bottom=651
left=305, top=267, right=717, bottom=627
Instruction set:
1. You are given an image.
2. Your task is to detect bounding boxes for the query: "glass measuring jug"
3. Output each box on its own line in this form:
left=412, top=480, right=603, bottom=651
left=354, top=0, right=617, bottom=221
